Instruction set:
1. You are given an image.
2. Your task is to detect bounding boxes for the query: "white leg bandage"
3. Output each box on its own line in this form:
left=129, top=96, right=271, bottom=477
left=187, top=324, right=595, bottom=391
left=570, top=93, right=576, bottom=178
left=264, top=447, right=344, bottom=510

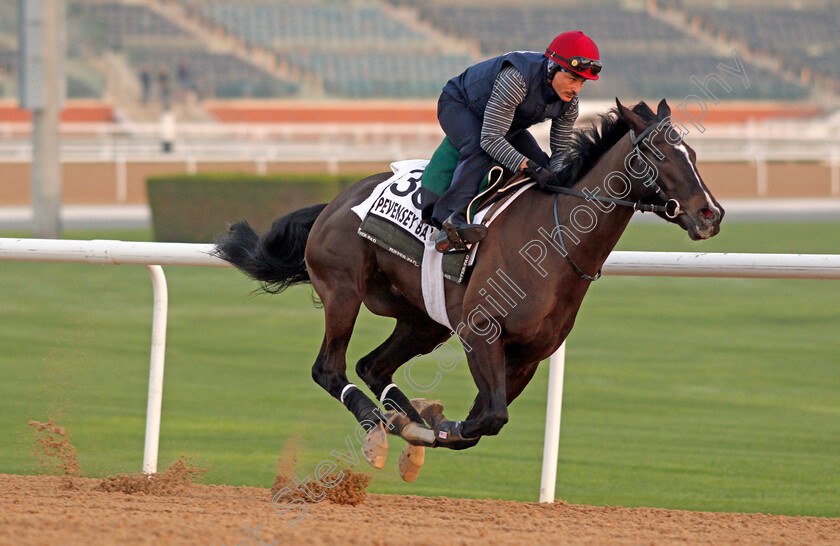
left=379, top=382, right=398, bottom=404
left=340, top=383, right=358, bottom=404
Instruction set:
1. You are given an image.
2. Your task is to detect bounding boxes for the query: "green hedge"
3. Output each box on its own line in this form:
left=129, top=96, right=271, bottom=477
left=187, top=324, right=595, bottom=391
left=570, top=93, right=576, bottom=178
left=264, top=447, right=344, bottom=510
left=146, top=173, right=363, bottom=243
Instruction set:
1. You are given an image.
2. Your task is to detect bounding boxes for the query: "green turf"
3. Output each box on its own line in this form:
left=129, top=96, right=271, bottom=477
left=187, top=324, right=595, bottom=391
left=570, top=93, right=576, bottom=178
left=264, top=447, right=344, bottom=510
left=1, top=222, right=838, bottom=517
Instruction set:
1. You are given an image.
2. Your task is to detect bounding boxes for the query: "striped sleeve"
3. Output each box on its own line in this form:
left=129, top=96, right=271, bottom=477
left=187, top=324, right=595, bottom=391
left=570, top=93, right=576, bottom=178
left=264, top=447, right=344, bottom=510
left=549, top=95, right=579, bottom=172
left=480, top=65, right=528, bottom=172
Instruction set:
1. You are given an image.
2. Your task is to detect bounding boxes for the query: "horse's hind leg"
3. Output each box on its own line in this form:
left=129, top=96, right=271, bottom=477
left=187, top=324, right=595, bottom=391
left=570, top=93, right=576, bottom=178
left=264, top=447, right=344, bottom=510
left=306, top=235, right=392, bottom=467
left=355, top=313, right=450, bottom=480
left=310, top=293, right=385, bottom=428
left=355, top=314, right=450, bottom=430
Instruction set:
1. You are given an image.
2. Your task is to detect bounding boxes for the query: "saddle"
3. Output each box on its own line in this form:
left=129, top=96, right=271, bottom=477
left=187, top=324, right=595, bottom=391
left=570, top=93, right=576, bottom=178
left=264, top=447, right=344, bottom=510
left=352, top=160, right=533, bottom=284
left=467, top=169, right=530, bottom=223
left=420, top=136, right=523, bottom=223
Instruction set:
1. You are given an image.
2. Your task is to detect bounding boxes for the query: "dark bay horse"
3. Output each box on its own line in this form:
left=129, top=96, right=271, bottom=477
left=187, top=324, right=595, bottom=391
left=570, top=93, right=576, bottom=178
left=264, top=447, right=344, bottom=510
left=214, top=99, right=723, bottom=478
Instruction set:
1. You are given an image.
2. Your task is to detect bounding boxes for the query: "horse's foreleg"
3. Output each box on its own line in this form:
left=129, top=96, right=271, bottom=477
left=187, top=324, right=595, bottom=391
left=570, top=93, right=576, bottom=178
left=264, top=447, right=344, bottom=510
left=435, top=356, right=542, bottom=450
left=504, top=358, right=541, bottom=405
left=433, top=330, right=509, bottom=449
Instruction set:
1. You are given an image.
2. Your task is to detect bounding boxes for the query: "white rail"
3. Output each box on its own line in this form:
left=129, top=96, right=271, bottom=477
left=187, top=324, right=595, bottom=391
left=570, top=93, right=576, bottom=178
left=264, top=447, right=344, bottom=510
left=0, top=239, right=227, bottom=474
left=603, top=251, right=840, bottom=279
left=538, top=251, right=840, bottom=503
left=1, top=120, right=839, bottom=166
left=1, top=239, right=839, bottom=493
left=0, top=239, right=223, bottom=267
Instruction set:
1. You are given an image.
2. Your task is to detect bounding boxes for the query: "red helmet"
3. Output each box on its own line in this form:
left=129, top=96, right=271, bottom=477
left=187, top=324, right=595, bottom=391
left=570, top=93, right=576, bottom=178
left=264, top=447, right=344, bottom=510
left=545, top=31, right=601, bottom=81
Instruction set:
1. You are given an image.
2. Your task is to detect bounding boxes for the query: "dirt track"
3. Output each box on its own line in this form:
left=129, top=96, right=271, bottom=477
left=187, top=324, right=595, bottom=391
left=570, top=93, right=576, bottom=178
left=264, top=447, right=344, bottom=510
left=1, top=475, right=839, bottom=545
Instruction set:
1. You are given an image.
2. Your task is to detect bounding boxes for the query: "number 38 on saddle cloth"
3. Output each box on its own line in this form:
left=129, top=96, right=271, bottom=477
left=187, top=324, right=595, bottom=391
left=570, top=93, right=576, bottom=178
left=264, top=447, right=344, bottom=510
left=351, top=152, right=533, bottom=284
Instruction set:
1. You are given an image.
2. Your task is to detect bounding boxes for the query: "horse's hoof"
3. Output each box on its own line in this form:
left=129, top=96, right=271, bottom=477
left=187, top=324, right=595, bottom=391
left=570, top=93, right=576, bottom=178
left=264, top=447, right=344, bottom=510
left=383, top=409, right=410, bottom=435
left=409, top=398, right=427, bottom=411
left=384, top=409, right=436, bottom=446
left=362, top=421, right=388, bottom=469
left=433, top=420, right=477, bottom=448
left=422, top=401, right=446, bottom=428
left=410, top=398, right=445, bottom=421
left=401, top=422, right=436, bottom=446
left=397, top=444, right=425, bottom=483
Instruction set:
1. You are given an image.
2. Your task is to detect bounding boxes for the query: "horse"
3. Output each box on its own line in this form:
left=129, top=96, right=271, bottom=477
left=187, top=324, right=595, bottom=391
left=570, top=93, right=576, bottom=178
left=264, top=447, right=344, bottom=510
left=214, top=98, right=724, bottom=480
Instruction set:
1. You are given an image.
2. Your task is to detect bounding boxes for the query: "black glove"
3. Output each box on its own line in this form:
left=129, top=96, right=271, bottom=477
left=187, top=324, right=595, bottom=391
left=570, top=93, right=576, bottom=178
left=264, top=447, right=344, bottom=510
left=523, top=160, right=556, bottom=189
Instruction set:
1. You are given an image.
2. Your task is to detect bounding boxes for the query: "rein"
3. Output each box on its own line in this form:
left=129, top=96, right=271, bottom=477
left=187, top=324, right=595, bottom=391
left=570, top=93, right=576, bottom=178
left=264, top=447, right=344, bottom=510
left=547, top=184, right=680, bottom=217
left=544, top=123, right=684, bottom=282
left=551, top=193, right=602, bottom=282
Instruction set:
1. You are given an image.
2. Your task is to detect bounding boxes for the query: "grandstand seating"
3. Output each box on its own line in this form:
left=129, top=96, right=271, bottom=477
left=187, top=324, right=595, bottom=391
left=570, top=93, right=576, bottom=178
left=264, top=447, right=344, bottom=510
left=0, top=0, right=15, bottom=35
left=80, top=2, right=298, bottom=99
left=0, top=0, right=830, bottom=102
left=187, top=0, right=816, bottom=101
left=0, top=46, right=14, bottom=99
left=79, top=2, right=191, bottom=50
left=0, top=1, right=107, bottom=99
left=126, top=47, right=297, bottom=99
left=196, top=4, right=429, bottom=49
left=673, top=4, right=840, bottom=89
left=193, top=2, right=479, bottom=98
left=286, top=51, right=476, bottom=98
left=0, top=2, right=298, bottom=101
left=413, top=2, right=813, bottom=101
left=0, top=46, right=14, bottom=75
left=417, top=5, right=686, bottom=54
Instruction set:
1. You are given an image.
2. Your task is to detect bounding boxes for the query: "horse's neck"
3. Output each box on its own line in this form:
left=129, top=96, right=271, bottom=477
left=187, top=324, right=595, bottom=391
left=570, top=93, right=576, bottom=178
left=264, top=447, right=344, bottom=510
left=563, top=136, right=641, bottom=273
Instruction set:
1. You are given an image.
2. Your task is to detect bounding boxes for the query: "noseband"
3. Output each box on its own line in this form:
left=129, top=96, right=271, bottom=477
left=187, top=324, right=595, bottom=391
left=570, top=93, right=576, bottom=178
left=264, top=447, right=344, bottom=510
left=544, top=123, right=684, bottom=281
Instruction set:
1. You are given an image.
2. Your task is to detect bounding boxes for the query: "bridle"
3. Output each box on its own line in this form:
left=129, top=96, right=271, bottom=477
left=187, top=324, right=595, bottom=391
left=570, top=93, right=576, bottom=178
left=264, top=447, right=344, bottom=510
left=549, top=123, right=683, bottom=219
left=544, top=122, right=685, bottom=282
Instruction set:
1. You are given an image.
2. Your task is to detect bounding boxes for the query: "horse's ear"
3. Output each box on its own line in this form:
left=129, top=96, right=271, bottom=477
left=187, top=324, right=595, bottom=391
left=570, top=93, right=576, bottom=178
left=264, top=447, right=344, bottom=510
left=615, top=98, right=646, bottom=132
left=657, top=98, right=671, bottom=119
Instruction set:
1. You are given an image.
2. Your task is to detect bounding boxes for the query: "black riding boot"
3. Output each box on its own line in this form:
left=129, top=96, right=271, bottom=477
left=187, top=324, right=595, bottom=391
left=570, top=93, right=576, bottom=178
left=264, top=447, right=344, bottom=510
left=434, top=211, right=488, bottom=253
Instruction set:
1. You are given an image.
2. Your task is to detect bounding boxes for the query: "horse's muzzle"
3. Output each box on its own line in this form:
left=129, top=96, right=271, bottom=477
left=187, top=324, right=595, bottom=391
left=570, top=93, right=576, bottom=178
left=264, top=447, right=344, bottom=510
left=686, top=205, right=723, bottom=240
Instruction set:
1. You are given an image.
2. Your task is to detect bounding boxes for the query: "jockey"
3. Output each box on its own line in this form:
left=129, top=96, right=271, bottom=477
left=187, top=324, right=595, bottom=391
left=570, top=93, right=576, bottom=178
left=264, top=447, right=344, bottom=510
left=427, top=31, right=602, bottom=252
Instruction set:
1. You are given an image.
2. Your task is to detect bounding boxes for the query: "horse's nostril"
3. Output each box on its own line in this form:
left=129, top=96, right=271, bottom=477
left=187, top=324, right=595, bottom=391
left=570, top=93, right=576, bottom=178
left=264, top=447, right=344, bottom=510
left=700, top=208, right=716, bottom=220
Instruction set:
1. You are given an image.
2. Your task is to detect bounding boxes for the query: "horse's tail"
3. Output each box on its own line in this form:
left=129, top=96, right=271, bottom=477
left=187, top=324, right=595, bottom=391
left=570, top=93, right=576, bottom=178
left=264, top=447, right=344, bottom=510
left=213, top=203, right=327, bottom=294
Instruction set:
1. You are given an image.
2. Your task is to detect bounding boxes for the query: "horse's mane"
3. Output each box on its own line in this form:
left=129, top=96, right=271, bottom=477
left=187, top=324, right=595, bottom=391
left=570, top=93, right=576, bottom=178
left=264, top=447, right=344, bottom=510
left=556, top=102, right=658, bottom=186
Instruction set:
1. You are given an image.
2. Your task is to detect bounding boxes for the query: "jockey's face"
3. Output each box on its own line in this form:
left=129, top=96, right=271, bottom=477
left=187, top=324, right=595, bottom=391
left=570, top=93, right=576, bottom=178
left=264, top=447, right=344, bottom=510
left=551, top=69, right=586, bottom=102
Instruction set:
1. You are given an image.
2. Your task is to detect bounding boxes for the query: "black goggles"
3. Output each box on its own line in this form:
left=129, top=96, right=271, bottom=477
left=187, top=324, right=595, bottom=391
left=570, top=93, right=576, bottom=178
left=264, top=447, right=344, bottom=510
left=546, top=52, right=602, bottom=76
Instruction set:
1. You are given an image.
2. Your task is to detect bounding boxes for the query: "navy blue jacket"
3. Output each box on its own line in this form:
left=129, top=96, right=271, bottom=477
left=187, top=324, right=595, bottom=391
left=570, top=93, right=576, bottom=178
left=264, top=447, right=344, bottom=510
left=442, top=51, right=571, bottom=133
